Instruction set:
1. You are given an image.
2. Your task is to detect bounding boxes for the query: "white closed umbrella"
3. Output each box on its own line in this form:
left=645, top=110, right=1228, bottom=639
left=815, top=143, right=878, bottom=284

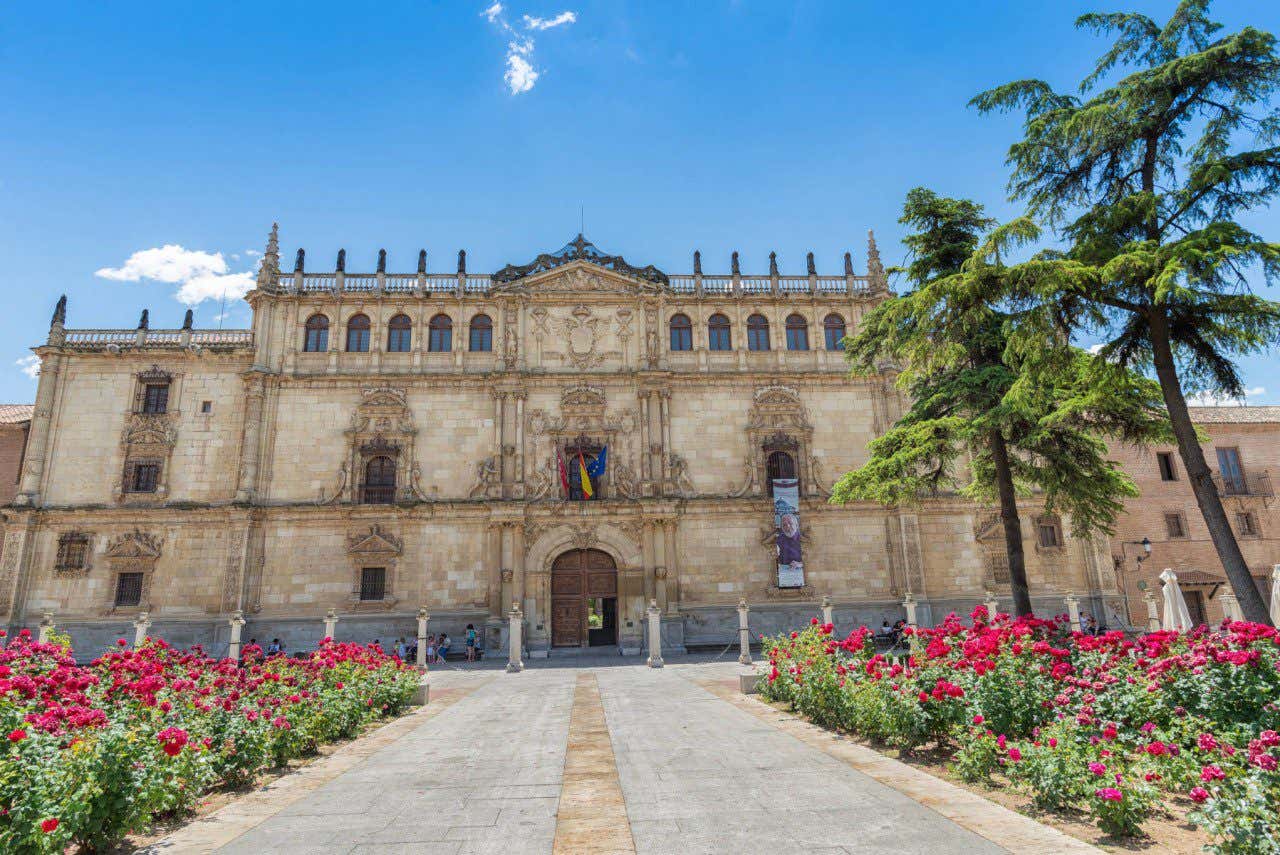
left=1160, top=568, right=1194, bottom=631
left=1270, top=564, right=1280, bottom=627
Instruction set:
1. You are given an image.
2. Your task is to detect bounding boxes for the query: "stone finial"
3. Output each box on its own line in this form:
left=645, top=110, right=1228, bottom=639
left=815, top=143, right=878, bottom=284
left=457, top=249, right=467, bottom=275
left=731, top=251, right=740, bottom=276
left=336, top=249, right=346, bottom=272
left=377, top=249, right=387, bottom=273
left=417, top=250, right=427, bottom=274
left=182, top=309, right=194, bottom=330
left=844, top=252, right=854, bottom=276
left=138, top=309, right=149, bottom=330
left=294, top=248, right=305, bottom=273
left=257, top=223, right=281, bottom=286
left=51, top=294, right=67, bottom=327
left=806, top=252, right=816, bottom=276
left=867, top=230, right=886, bottom=282
left=693, top=250, right=702, bottom=276
left=769, top=251, right=779, bottom=277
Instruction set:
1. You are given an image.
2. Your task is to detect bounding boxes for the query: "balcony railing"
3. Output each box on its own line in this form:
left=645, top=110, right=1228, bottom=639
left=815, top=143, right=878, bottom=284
left=60, top=329, right=254, bottom=350
left=357, top=484, right=397, bottom=504
left=1214, top=471, right=1273, bottom=498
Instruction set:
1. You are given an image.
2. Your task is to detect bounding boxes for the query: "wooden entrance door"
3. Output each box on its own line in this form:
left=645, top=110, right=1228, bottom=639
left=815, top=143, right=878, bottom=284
left=551, top=549, right=617, bottom=647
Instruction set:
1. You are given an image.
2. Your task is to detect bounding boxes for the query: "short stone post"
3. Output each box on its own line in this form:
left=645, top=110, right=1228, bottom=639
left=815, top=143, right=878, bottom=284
left=1064, top=592, right=1081, bottom=632
left=1219, top=590, right=1243, bottom=624
left=506, top=603, right=523, bottom=673
left=38, top=612, right=55, bottom=644
left=646, top=599, right=664, bottom=668
left=984, top=589, right=999, bottom=619
left=736, top=598, right=752, bottom=666
left=323, top=607, right=338, bottom=641
left=227, top=610, right=245, bottom=660
left=902, top=592, right=920, bottom=652
left=416, top=607, right=430, bottom=669
left=821, top=595, right=833, bottom=628
left=1143, top=590, right=1160, bottom=633
left=132, top=612, right=152, bottom=649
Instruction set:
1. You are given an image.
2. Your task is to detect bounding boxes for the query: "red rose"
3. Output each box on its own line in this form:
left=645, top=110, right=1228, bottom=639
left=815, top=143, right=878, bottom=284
left=7, top=729, right=26, bottom=743
left=41, top=818, right=58, bottom=833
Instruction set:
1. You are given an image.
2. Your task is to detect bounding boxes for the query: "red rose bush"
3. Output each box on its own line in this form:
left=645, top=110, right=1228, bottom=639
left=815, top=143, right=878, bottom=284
left=760, top=611, right=1280, bottom=850
left=0, top=631, right=417, bottom=854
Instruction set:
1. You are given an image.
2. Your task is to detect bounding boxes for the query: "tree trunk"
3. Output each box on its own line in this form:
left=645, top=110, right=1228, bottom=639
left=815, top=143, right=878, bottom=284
left=988, top=429, right=1033, bottom=617
left=1148, top=310, right=1273, bottom=625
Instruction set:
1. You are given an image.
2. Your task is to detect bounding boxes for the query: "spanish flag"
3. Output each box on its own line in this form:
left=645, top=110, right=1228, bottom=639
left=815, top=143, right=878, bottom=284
left=578, top=451, right=594, bottom=498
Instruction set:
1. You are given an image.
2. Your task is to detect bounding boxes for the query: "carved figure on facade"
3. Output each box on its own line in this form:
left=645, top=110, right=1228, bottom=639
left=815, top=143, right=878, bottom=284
left=667, top=453, right=696, bottom=498
left=469, top=455, right=501, bottom=499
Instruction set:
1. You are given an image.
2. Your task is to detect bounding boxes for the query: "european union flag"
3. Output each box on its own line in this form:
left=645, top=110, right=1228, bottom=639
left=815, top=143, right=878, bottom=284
left=585, top=445, right=608, bottom=479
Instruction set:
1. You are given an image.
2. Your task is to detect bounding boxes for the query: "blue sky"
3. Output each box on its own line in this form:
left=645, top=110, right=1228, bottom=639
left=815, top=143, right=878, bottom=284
left=2, top=0, right=1277, bottom=403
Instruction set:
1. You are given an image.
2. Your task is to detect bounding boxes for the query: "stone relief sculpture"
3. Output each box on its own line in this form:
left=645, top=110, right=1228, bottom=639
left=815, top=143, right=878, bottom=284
left=668, top=453, right=696, bottom=498
left=469, top=455, right=501, bottom=499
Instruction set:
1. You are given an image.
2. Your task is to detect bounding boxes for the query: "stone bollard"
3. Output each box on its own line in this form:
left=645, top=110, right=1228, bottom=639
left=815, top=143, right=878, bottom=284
left=507, top=603, right=523, bottom=673
left=736, top=598, right=752, bottom=666
left=38, top=612, right=55, bottom=644
left=646, top=599, right=664, bottom=668
left=133, top=612, right=152, bottom=649
left=227, top=610, right=245, bottom=660
left=902, top=592, right=920, bottom=652
left=1064, top=592, right=1081, bottom=632
left=1143, top=590, right=1160, bottom=633
left=1219, top=590, right=1243, bottom=624
left=416, top=607, right=430, bottom=669
left=821, top=595, right=833, bottom=628
left=323, top=607, right=338, bottom=641
left=984, top=589, right=999, bottom=620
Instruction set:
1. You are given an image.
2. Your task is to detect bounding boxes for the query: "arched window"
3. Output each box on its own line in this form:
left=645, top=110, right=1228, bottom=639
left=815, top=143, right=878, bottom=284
left=469, top=313, right=493, bottom=352
left=785, top=314, right=809, bottom=351
left=823, top=313, right=847, bottom=351
left=708, top=313, right=732, bottom=351
left=766, top=450, right=797, bottom=497
left=361, top=456, right=396, bottom=504
left=303, top=314, right=329, bottom=353
left=428, top=314, right=452, bottom=352
left=345, top=314, right=371, bottom=352
left=669, top=314, right=692, bottom=351
left=747, top=314, right=770, bottom=351
left=387, top=314, right=412, bottom=352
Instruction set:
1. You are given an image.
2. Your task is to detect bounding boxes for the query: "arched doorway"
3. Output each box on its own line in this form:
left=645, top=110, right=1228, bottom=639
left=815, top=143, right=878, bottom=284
left=551, top=549, right=618, bottom=648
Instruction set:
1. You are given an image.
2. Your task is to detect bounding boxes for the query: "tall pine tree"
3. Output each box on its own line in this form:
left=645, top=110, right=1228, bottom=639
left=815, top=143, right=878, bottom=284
left=832, top=188, right=1168, bottom=617
left=973, top=0, right=1280, bottom=623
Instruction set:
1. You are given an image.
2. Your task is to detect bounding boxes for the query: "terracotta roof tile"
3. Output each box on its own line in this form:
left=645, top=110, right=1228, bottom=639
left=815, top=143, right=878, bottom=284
left=1188, top=405, right=1280, bottom=424
left=0, top=404, right=33, bottom=424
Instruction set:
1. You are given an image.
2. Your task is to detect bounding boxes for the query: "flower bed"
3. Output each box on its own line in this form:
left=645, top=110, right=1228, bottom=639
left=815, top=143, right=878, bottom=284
left=760, top=612, right=1280, bottom=853
left=0, top=631, right=418, bottom=854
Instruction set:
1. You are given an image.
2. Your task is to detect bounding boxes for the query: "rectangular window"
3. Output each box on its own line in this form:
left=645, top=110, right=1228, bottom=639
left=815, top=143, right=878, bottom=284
left=56, top=534, right=89, bottom=571
left=141, top=383, right=170, bottom=414
left=1217, top=447, right=1246, bottom=495
left=359, top=567, right=386, bottom=601
left=200, top=400, right=212, bottom=414
left=129, top=462, right=160, bottom=493
left=114, top=572, right=144, bottom=607
left=1165, top=512, right=1187, bottom=538
left=1156, top=452, right=1177, bottom=481
left=1237, top=512, right=1259, bottom=537
left=1036, top=521, right=1061, bottom=549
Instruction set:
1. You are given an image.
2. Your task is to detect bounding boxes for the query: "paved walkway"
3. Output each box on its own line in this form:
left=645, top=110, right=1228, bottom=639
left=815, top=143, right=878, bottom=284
left=148, top=655, right=1098, bottom=855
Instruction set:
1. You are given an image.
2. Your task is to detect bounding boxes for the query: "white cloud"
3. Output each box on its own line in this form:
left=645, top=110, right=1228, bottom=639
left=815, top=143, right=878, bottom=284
left=482, top=2, right=504, bottom=22
left=95, top=243, right=258, bottom=307
left=505, top=50, right=539, bottom=94
left=523, top=11, right=576, bottom=30
left=95, top=245, right=227, bottom=284
left=1186, top=387, right=1266, bottom=406
left=245, top=249, right=261, bottom=257
left=15, top=355, right=40, bottom=380
left=1087, top=343, right=1106, bottom=355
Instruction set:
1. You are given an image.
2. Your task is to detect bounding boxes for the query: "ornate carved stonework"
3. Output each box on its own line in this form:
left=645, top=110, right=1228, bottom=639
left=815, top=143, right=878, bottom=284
left=322, top=386, right=431, bottom=504
left=103, top=530, right=163, bottom=614
left=560, top=306, right=605, bottom=370
left=347, top=524, right=401, bottom=610
left=347, top=523, right=403, bottom=556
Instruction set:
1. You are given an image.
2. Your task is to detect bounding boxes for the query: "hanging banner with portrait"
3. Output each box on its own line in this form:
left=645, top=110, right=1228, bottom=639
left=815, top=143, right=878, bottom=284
left=772, top=478, right=804, bottom=588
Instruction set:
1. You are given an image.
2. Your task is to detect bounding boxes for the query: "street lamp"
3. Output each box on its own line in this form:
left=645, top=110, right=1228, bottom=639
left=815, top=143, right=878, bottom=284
left=1116, top=537, right=1152, bottom=629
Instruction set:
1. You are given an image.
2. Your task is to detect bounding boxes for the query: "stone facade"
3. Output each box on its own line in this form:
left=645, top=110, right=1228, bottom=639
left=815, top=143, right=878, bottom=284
left=2, top=230, right=1121, bottom=657
left=1109, top=406, right=1279, bottom=628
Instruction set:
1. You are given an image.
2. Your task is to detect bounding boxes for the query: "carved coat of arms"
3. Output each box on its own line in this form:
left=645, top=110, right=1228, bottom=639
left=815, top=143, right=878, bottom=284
left=560, top=306, right=604, bottom=369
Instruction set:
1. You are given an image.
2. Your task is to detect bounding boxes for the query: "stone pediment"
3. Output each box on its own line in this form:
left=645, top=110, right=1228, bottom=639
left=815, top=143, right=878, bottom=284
left=489, top=235, right=668, bottom=296
left=347, top=524, right=402, bottom=556
left=105, top=530, right=162, bottom=560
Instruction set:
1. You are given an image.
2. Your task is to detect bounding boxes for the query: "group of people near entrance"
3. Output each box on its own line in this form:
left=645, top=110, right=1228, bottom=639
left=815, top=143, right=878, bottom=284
left=389, top=624, right=481, bottom=664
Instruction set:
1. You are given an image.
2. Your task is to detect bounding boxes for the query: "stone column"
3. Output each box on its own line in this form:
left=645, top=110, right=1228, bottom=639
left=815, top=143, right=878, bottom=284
left=488, top=523, right=504, bottom=620
left=1064, top=592, right=1081, bottom=632
left=512, top=524, right=526, bottom=612
left=416, top=607, right=430, bottom=669
left=133, top=612, right=152, bottom=649
left=1219, top=591, right=1243, bottom=624
left=227, top=610, right=245, bottom=660
left=646, top=599, right=663, bottom=668
left=514, top=391, right=526, bottom=490
left=737, top=599, right=751, bottom=665
left=323, top=607, right=339, bottom=641
left=984, top=589, right=999, bottom=619
left=507, top=603, right=523, bottom=673
left=902, top=593, right=920, bottom=652
left=16, top=351, right=62, bottom=505
left=1142, top=590, right=1160, bottom=633
left=638, top=392, right=651, bottom=484
left=821, top=595, right=833, bottom=627
left=38, top=611, right=55, bottom=644
left=659, top=390, right=672, bottom=487
left=235, top=375, right=267, bottom=502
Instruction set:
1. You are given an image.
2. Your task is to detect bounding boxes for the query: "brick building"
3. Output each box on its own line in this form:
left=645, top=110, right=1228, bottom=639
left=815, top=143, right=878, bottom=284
left=1110, top=406, right=1279, bottom=627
